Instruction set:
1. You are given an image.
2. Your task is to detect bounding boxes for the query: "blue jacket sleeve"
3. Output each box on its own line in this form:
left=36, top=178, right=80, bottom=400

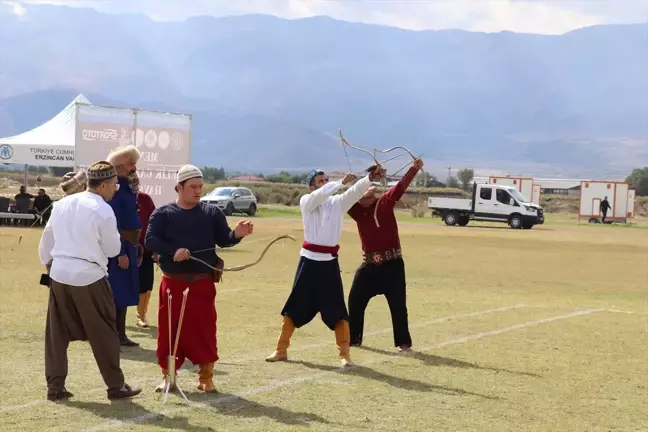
left=144, top=208, right=177, bottom=257
left=106, top=192, right=128, bottom=256
left=212, top=207, right=242, bottom=248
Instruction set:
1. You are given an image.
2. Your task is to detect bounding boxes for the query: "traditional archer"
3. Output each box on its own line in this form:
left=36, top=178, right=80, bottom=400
left=144, top=164, right=254, bottom=393
left=347, top=157, right=424, bottom=352
left=265, top=158, right=386, bottom=367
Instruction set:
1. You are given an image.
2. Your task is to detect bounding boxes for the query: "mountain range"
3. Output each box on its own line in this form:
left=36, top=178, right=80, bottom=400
left=0, top=3, right=647, bottom=178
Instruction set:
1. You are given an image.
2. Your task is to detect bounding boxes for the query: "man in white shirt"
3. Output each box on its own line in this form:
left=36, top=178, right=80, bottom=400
left=265, top=165, right=386, bottom=367
left=39, top=161, right=142, bottom=401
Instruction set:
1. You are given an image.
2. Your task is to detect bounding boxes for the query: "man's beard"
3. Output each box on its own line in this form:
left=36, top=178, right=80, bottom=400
left=118, top=167, right=136, bottom=177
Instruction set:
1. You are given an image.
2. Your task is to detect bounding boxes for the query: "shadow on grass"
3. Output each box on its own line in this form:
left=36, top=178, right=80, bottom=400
left=358, top=346, right=542, bottom=378
left=184, top=391, right=332, bottom=427
left=66, top=392, right=331, bottom=428
left=125, top=325, right=157, bottom=338
left=118, top=344, right=158, bottom=364
left=291, top=360, right=500, bottom=400
left=460, top=225, right=555, bottom=231
left=64, top=400, right=214, bottom=431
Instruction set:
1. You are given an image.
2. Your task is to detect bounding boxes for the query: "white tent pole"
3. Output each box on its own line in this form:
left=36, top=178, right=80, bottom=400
left=24, top=164, right=28, bottom=188
left=74, top=102, right=80, bottom=171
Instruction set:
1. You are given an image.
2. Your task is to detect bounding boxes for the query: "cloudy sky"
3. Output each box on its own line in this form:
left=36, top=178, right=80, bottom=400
left=9, top=0, right=648, bottom=34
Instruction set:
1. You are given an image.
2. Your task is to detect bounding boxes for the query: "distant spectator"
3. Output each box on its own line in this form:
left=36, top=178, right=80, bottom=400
left=34, top=188, right=53, bottom=225
left=600, top=196, right=612, bottom=222
left=14, top=185, right=34, bottom=226
left=14, top=185, right=34, bottom=208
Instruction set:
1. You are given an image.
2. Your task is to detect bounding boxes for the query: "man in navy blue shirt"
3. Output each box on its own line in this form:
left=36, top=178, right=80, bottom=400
left=145, top=165, right=253, bottom=393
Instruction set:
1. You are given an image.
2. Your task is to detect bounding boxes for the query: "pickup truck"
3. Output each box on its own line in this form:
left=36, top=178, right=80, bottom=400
left=428, top=182, right=544, bottom=229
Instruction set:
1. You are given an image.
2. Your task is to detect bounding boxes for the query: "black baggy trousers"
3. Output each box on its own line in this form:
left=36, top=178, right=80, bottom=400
left=347, top=257, right=412, bottom=348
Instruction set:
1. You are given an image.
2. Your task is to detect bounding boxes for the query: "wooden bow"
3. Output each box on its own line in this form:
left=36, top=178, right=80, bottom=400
left=338, top=129, right=386, bottom=227
left=188, top=235, right=296, bottom=272
left=373, top=145, right=426, bottom=210
left=338, top=129, right=381, bottom=167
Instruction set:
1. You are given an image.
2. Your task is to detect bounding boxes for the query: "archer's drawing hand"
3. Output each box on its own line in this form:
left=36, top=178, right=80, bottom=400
left=342, top=174, right=357, bottom=185
left=413, top=158, right=424, bottom=170
left=234, top=220, right=254, bottom=238
left=369, top=164, right=386, bottom=181
left=173, top=248, right=191, bottom=262
left=118, top=255, right=129, bottom=269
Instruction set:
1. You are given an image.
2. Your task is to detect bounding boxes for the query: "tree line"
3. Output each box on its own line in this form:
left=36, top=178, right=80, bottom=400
left=626, top=167, right=648, bottom=196
left=5, top=164, right=647, bottom=196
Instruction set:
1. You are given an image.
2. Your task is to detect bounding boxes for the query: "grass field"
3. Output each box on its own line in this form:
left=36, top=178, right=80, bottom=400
left=1, top=210, right=647, bottom=432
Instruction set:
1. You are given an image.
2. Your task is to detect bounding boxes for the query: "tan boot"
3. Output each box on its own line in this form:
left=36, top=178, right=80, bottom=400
left=265, top=316, right=295, bottom=362
left=154, top=368, right=175, bottom=392
left=335, top=320, right=353, bottom=367
left=197, top=363, right=217, bottom=392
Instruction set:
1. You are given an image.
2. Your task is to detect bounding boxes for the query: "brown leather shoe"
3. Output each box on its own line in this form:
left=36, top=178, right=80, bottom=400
left=107, top=383, right=142, bottom=400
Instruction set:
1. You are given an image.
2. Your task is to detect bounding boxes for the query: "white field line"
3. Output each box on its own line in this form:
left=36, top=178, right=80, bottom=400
left=606, top=309, right=648, bottom=316
left=84, top=308, right=602, bottom=432
left=193, top=304, right=527, bottom=365
left=0, top=304, right=526, bottom=414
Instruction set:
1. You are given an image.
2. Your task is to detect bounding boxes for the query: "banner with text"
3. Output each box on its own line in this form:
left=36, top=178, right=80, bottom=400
left=0, top=144, right=75, bottom=167
left=75, top=104, right=192, bottom=206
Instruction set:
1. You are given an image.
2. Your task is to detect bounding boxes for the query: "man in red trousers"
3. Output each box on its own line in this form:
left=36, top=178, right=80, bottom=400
left=347, top=158, right=424, bottom=353
left=145, top=165, right=253, bottom=392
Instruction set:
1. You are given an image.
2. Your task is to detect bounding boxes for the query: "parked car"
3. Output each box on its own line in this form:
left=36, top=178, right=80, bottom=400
left=200, top=186, right=258, bottom=216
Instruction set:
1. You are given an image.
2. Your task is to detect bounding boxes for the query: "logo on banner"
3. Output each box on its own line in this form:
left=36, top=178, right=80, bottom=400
left=0, top=144, right=13, bottom=160
left=144, top=130, right=157, bottom=148
left=118, top=128, right=132, bottom=146
left=134, top=128, right=145, bottom=147
left=82, top=129, right=118, bottom=142
left=171, top=132, right=184, bottom=151
left=158, top=130, right=170, bottom=149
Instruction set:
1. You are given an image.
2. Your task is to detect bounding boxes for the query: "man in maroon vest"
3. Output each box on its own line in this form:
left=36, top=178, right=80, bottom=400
left=346, top=158, right=424, bottom=353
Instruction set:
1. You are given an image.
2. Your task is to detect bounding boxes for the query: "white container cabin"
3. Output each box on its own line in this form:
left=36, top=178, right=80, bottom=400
left=578, top=180, right=634, bottom=223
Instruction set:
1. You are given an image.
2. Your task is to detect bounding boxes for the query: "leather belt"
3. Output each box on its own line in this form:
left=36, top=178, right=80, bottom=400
left=162, top=272, right=212, bottom=282
left=119, top=229, right=140, bottom=246
left=363, top=248, right=402, bottom=265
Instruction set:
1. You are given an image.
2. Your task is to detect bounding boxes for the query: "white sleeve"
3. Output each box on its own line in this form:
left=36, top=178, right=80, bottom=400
left=332, top=175, right=373, bottom=213
left=99, top=212, right=122, bottom=258
left=38, top=217, right=55, bottom=265
left=300, top=181, right=344, bottom=213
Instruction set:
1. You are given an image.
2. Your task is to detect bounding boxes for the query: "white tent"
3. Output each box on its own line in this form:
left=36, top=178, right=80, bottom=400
left=0, top=94, right=90, bottom=167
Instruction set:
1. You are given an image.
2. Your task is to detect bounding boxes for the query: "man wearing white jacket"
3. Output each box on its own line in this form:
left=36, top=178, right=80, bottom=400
left=265, top=165, right=386, bottom=367
left=39, top=161, right=141, bottom=401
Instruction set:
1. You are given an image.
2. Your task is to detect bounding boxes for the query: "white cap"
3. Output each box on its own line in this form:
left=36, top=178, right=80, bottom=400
left=176, top=164, right=203, bottom=183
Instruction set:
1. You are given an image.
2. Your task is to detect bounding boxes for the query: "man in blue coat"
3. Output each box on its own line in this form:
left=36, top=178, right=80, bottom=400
left=106, top=145, right=142, bottom=347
